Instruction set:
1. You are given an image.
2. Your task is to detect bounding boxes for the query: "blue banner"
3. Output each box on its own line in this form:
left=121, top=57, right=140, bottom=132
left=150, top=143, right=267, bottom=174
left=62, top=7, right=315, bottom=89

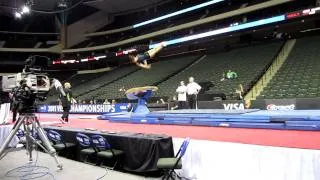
left=37, top=104, right=130, bottom=114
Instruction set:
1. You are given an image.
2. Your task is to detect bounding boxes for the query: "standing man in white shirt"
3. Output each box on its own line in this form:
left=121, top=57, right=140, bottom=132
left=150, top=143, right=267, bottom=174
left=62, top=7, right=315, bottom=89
left=186, top=77, right=201, bottom=109
left=176, top=81, right=187, bottom=109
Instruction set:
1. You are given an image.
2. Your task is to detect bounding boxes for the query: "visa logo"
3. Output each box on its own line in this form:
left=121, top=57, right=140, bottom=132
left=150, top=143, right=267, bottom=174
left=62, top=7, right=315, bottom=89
left=223, top=103, right=245, bottom=110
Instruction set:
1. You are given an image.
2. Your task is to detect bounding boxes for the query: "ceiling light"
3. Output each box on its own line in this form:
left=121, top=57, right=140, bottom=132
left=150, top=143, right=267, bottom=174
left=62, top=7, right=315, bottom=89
left=15, top=12, right=22, bottom=18
left=21, top=6, right=30, bottom=14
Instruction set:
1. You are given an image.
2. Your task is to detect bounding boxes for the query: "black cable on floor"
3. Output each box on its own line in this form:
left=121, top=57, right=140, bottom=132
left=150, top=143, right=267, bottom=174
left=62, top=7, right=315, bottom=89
left=5, top=142, right=57, bottom=180
left=96, top=167, right=109, bottom=180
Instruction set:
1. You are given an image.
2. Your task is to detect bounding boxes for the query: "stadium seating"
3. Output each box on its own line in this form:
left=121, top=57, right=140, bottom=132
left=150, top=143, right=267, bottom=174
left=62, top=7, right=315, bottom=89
left=77, top=55, right=199, bottom=100
left=72, top=66, right=139, bottom=97
left=70, top=42, right=283, bottom=101
left=45, top=71, right=109, bottom=103
left=44, top=65, right=138, bottom=104
left=258, top=36, right=320, bottom=99
left=49, top=71, right=76, bottom=82
left=155, top=42, right=282, bottom=99
left=68, top=72, right=108, bottom=87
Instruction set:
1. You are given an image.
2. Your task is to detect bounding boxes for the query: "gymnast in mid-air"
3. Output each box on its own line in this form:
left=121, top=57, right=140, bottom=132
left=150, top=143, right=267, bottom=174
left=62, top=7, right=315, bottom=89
left=129, top=42, right=166, bottom=69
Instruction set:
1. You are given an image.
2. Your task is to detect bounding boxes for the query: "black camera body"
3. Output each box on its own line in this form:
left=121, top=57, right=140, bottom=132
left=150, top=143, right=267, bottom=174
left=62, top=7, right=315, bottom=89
left=13, top=84, right=37, bottom=114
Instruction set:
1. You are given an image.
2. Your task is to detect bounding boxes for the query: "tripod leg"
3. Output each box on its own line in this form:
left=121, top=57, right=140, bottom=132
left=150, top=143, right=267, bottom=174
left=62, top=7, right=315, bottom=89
left=23, top=123, right=29, bottom=156
left=34, top=117, right=63, bottom=170
left=25, top=125, right=33, bottom=162
left=0, top=116, right=26, bottom=159
left=0, top=117, right=25, bottom=157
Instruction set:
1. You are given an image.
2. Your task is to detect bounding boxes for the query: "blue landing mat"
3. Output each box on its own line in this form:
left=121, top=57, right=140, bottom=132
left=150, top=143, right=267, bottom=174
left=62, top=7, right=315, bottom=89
left=244, top=110, right=320, bottom=121
left=153, top=109, right=260, bottom=114
left=98, top=109, right=320, bottom=131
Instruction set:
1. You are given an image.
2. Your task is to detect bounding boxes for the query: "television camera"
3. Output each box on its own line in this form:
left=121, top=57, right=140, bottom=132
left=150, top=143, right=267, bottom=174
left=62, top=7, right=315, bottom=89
left=0, top=55, right=63, bottom=170
left=2, top=55, right=50, bottom=93
left=1, top=56, right=65, bottom=113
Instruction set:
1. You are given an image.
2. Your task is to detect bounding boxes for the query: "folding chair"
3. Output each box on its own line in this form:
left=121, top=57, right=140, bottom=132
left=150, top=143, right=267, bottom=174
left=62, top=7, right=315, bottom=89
left=16, top=129, right=25, bottom=142
left=47, top=130, right=76, bottom=157
left=30, top=130, right=46, bottom=146
left=91, top=135, right=124, bottom=170
left=15, top=129, right=27, bottom=148
left=157, top=138, right=190, bottom=180
left=76, top=133, right=97, bottom=163
left=16, top=129, right=42, bottom=145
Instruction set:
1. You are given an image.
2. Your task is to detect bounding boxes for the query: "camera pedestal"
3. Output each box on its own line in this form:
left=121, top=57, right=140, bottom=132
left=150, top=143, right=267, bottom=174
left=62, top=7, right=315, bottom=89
left=0, top=113, right=63, bottom=170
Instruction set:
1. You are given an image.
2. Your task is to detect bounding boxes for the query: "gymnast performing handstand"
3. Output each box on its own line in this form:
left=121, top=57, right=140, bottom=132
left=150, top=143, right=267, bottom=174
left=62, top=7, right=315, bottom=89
left=129, top=42, right=166, bottom=69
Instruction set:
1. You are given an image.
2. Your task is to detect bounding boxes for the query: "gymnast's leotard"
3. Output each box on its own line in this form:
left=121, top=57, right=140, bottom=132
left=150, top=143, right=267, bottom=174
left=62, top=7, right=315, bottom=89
left=136, top=52, right=151, bottom=63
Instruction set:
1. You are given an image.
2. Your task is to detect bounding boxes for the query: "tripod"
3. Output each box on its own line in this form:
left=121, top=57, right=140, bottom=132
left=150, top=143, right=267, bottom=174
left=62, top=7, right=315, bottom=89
left=0, top=113, right=63, bottom=170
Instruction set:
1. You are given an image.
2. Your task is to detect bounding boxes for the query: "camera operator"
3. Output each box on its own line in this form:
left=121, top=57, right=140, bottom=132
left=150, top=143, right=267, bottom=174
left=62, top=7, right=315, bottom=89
left=10, top=86, right=20, bottom=123
left=59, top=82, right=73, bottom=124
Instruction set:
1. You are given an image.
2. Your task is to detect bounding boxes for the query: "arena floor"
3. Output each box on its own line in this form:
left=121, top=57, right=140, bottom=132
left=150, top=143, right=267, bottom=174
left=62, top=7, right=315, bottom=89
left=36, top=113, right=320, bottom=150
left=2, top=113, right=320, bottom=180
left=0, top=150, right=159, bottom=180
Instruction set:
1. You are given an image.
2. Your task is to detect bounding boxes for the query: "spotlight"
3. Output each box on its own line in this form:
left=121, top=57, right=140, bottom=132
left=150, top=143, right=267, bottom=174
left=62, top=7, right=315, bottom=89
left=21, top=5, right=30, bottom=14
left=15, top=12, right=22, bottom=18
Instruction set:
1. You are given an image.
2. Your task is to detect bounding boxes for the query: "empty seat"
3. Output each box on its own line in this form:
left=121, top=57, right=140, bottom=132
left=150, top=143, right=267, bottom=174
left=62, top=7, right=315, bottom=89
left=258, top=36, right=320, bottom=99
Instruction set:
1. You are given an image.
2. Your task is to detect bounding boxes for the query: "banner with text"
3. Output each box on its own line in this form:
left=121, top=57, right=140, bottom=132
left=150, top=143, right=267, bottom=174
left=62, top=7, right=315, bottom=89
left=37, top=104, right=130, bottom=114
left=198, top=98, right=320, bottom=110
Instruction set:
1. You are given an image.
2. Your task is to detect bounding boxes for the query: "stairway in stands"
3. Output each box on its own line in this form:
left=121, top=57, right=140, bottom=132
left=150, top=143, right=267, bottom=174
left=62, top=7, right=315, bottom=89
left=245, top=39, right=296, bottom=100
left=257, top=36, right=320, bottom=99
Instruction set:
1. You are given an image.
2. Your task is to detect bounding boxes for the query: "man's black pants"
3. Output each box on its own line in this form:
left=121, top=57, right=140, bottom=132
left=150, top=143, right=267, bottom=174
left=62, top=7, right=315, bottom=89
left=11, top=102, right=19, bottom=123
left=187, top=94, right=197, bottom=109
left=62, top=106, right=71, bottom=122
left=178, top=101, right=187, bottom=109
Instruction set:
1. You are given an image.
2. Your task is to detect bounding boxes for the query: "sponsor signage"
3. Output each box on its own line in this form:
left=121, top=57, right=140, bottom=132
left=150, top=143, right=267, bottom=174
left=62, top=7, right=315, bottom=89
left=198, top=98, right=320, bottom=110
left=37, top=104, right=129, bottom=114
left=266, top=104, right=295, bottom=111
left=265, top=99, right=296, bottom=111
left=223, top=103, right=245, bottom=110
left=199, top=100, right=252, bottom=110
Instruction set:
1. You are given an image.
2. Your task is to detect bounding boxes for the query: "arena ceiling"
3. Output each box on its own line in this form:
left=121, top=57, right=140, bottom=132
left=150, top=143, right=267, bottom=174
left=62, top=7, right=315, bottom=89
left=84, top=0, right=169, bottom=14
left=0, top=0, right=172, bottom=32
left=0, top=0, right=57, bottom=15
left=0, top=0, right=169, bottom=16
